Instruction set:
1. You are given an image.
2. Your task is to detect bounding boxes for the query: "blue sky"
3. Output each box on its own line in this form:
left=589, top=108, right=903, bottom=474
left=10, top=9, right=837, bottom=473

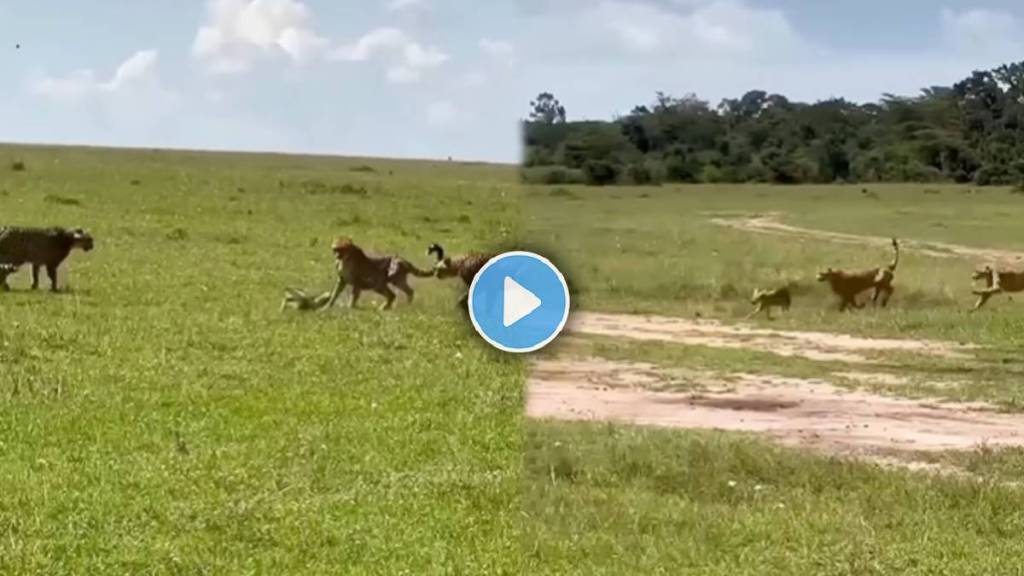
left=1, top=1, right=1023, bottom=163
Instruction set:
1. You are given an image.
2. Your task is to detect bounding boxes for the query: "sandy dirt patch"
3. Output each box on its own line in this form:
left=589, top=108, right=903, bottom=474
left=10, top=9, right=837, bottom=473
left=833, top=371, right=912, bottom=386
left=710, top=212, right=1024, bottom=265
left=528, top=358, right=1024, bottom=460
left=569, top=311, right=975, bottom=364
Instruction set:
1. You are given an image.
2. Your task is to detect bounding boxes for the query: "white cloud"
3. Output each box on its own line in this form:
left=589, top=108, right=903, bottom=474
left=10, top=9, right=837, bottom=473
left=940, top=8, right=1021, bottom=55
left=192, top=0, right=328, bottom=74
left=404, top=43, right=448, bottom=68
left=594, top=0, right=802, bottom=57
left=519, top=0, right=802, bottom=64
left=387, top=0, right=425, bottom=12
left=331, top=27, right=409, bottom=61
left=331, top=27, right=449, bottom=83
left=31, top=50, right=163, bottom=100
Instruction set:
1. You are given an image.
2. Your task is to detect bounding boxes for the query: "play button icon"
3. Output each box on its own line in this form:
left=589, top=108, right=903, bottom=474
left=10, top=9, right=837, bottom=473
left=468, top=251, right=570, bottom=353
left=503, top=276, right=541, bottom=327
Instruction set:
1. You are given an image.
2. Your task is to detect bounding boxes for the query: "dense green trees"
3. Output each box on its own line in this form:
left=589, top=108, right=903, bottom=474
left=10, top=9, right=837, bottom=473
left=521, top=61, right=1024, bottom=186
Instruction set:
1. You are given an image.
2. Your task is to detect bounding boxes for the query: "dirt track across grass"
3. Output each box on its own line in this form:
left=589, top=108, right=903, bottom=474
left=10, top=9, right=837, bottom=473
left=567, top=312, right=976, bottom=364
left=710, top=212, right=1024, bottom=264
left=528, top=357, right=1024, bottom=463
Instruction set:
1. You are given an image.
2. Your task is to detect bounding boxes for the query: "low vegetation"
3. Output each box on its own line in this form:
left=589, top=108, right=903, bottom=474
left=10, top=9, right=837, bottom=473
left=0, top=144, right=522, bottom=574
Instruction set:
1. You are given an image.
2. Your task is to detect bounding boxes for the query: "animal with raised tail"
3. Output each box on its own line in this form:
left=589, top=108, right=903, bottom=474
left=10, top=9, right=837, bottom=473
left=427, top=243, right=495, bottom=308
left=816, top=238, right=899, bottom=311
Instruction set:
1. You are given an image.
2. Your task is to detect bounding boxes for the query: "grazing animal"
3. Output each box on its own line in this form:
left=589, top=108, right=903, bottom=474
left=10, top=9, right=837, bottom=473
left=970, top=265, right=1024, bottom=311
left=280, top=288, right=332, bottom=311
left=816, top=238, right=899, bottom=311
left=427, top=243, right=495, bottom=307
left=746, top=287, right=791, bottom=319
left=323, top=237, right=433, bottom=310
left=0, top=263, right=18, bottom=291
left=0, top=226, right=94, bottom=292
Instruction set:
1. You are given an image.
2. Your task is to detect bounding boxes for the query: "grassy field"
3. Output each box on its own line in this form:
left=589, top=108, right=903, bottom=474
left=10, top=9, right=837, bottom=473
left=526, top=183, right=1024, bottom=345
left=526, top=422, right=1024, bottom=576
left=0, top=145, right=522, bottom=574
left=8, top=149, right=1024, bottom=574
left=522, top=182, right=1024, bottom=574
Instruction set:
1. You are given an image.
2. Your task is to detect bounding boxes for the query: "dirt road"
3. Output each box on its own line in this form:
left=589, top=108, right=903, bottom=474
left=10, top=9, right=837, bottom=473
left=710, top=213, right=1024, bottom=264
left=529, top=357, right=1024, bottom=463
left=568, top=311, right=975, bottom=364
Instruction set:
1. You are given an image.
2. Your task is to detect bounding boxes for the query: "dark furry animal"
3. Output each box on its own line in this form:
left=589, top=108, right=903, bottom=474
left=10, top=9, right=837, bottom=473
left=746, top=287, right=791, bottom=319
left=816, top=238, right=899, bottom=311
left=0, top=226, right=94, bottom=291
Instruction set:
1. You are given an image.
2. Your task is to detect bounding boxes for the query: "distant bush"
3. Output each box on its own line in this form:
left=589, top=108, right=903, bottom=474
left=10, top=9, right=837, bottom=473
left=43, top=194, right=81, bottom=206
left=523, top=146, right=558, bottom=167
left=582, top=160, right=620, bottom=186
left=548, top=187, right=581, bottom=200
left=349, top=165, right=376, bottom=173
left=520, top=166, right=585, bottom=185
left=215, top=235, right=245, bottom=245
left=624, top=162, right=659, bottom=186
left=10, top=160, right=25, bottom=172
left=129, top=179, right=142, bottom=186
left=700, top=164, right=726, bottom=184
left=299, top=179, right=368, bottom=196
left=973, top=164, right=1011, bottom=186
left=166, top=228, right=189, bottom=241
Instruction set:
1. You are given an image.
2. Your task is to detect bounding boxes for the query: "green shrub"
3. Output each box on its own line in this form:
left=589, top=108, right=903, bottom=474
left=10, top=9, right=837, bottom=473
left=624, top=162, right=659, bottom=185
left=582, top=160, right=621, bottom=186
left=520, top=166, right=585, bottom=185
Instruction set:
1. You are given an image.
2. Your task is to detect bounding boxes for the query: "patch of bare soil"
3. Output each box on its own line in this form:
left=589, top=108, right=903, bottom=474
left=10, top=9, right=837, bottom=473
left=710, top=212, right=1024, bottom=265
left=833, top=371, right=911, bottom=386
left=569, top=312, right=975, bottom=364
left=528, top=358, right=1024, bottom=462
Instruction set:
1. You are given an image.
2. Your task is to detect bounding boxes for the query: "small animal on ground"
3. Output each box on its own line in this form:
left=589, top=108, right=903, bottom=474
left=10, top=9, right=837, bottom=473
left=323, top=237, right=433, bottom=311
left=280, top=288, right=332, bottom=311
left=816, top=238, right=899, bottom=311
left=0, top=226, right=94, bottom=292
left=427, top=243, right=495, bottom=308
left=970, top=265, right=1024, bottom=311
left=746, top=286, right=791, bottom=319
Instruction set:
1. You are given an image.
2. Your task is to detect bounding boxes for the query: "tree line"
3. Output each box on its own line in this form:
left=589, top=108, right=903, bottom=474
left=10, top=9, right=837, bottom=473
left=521, top=62, right=1024, bottom=187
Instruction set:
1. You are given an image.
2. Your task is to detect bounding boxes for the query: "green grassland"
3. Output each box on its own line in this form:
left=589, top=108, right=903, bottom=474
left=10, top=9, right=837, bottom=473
left=0, top=145, right=522, bottom=574
left=526, top=422, right=1024, bottom=576
left=523, top=182, right=1024, bottom=574
left=527, top=183, right=1024, bottom=346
